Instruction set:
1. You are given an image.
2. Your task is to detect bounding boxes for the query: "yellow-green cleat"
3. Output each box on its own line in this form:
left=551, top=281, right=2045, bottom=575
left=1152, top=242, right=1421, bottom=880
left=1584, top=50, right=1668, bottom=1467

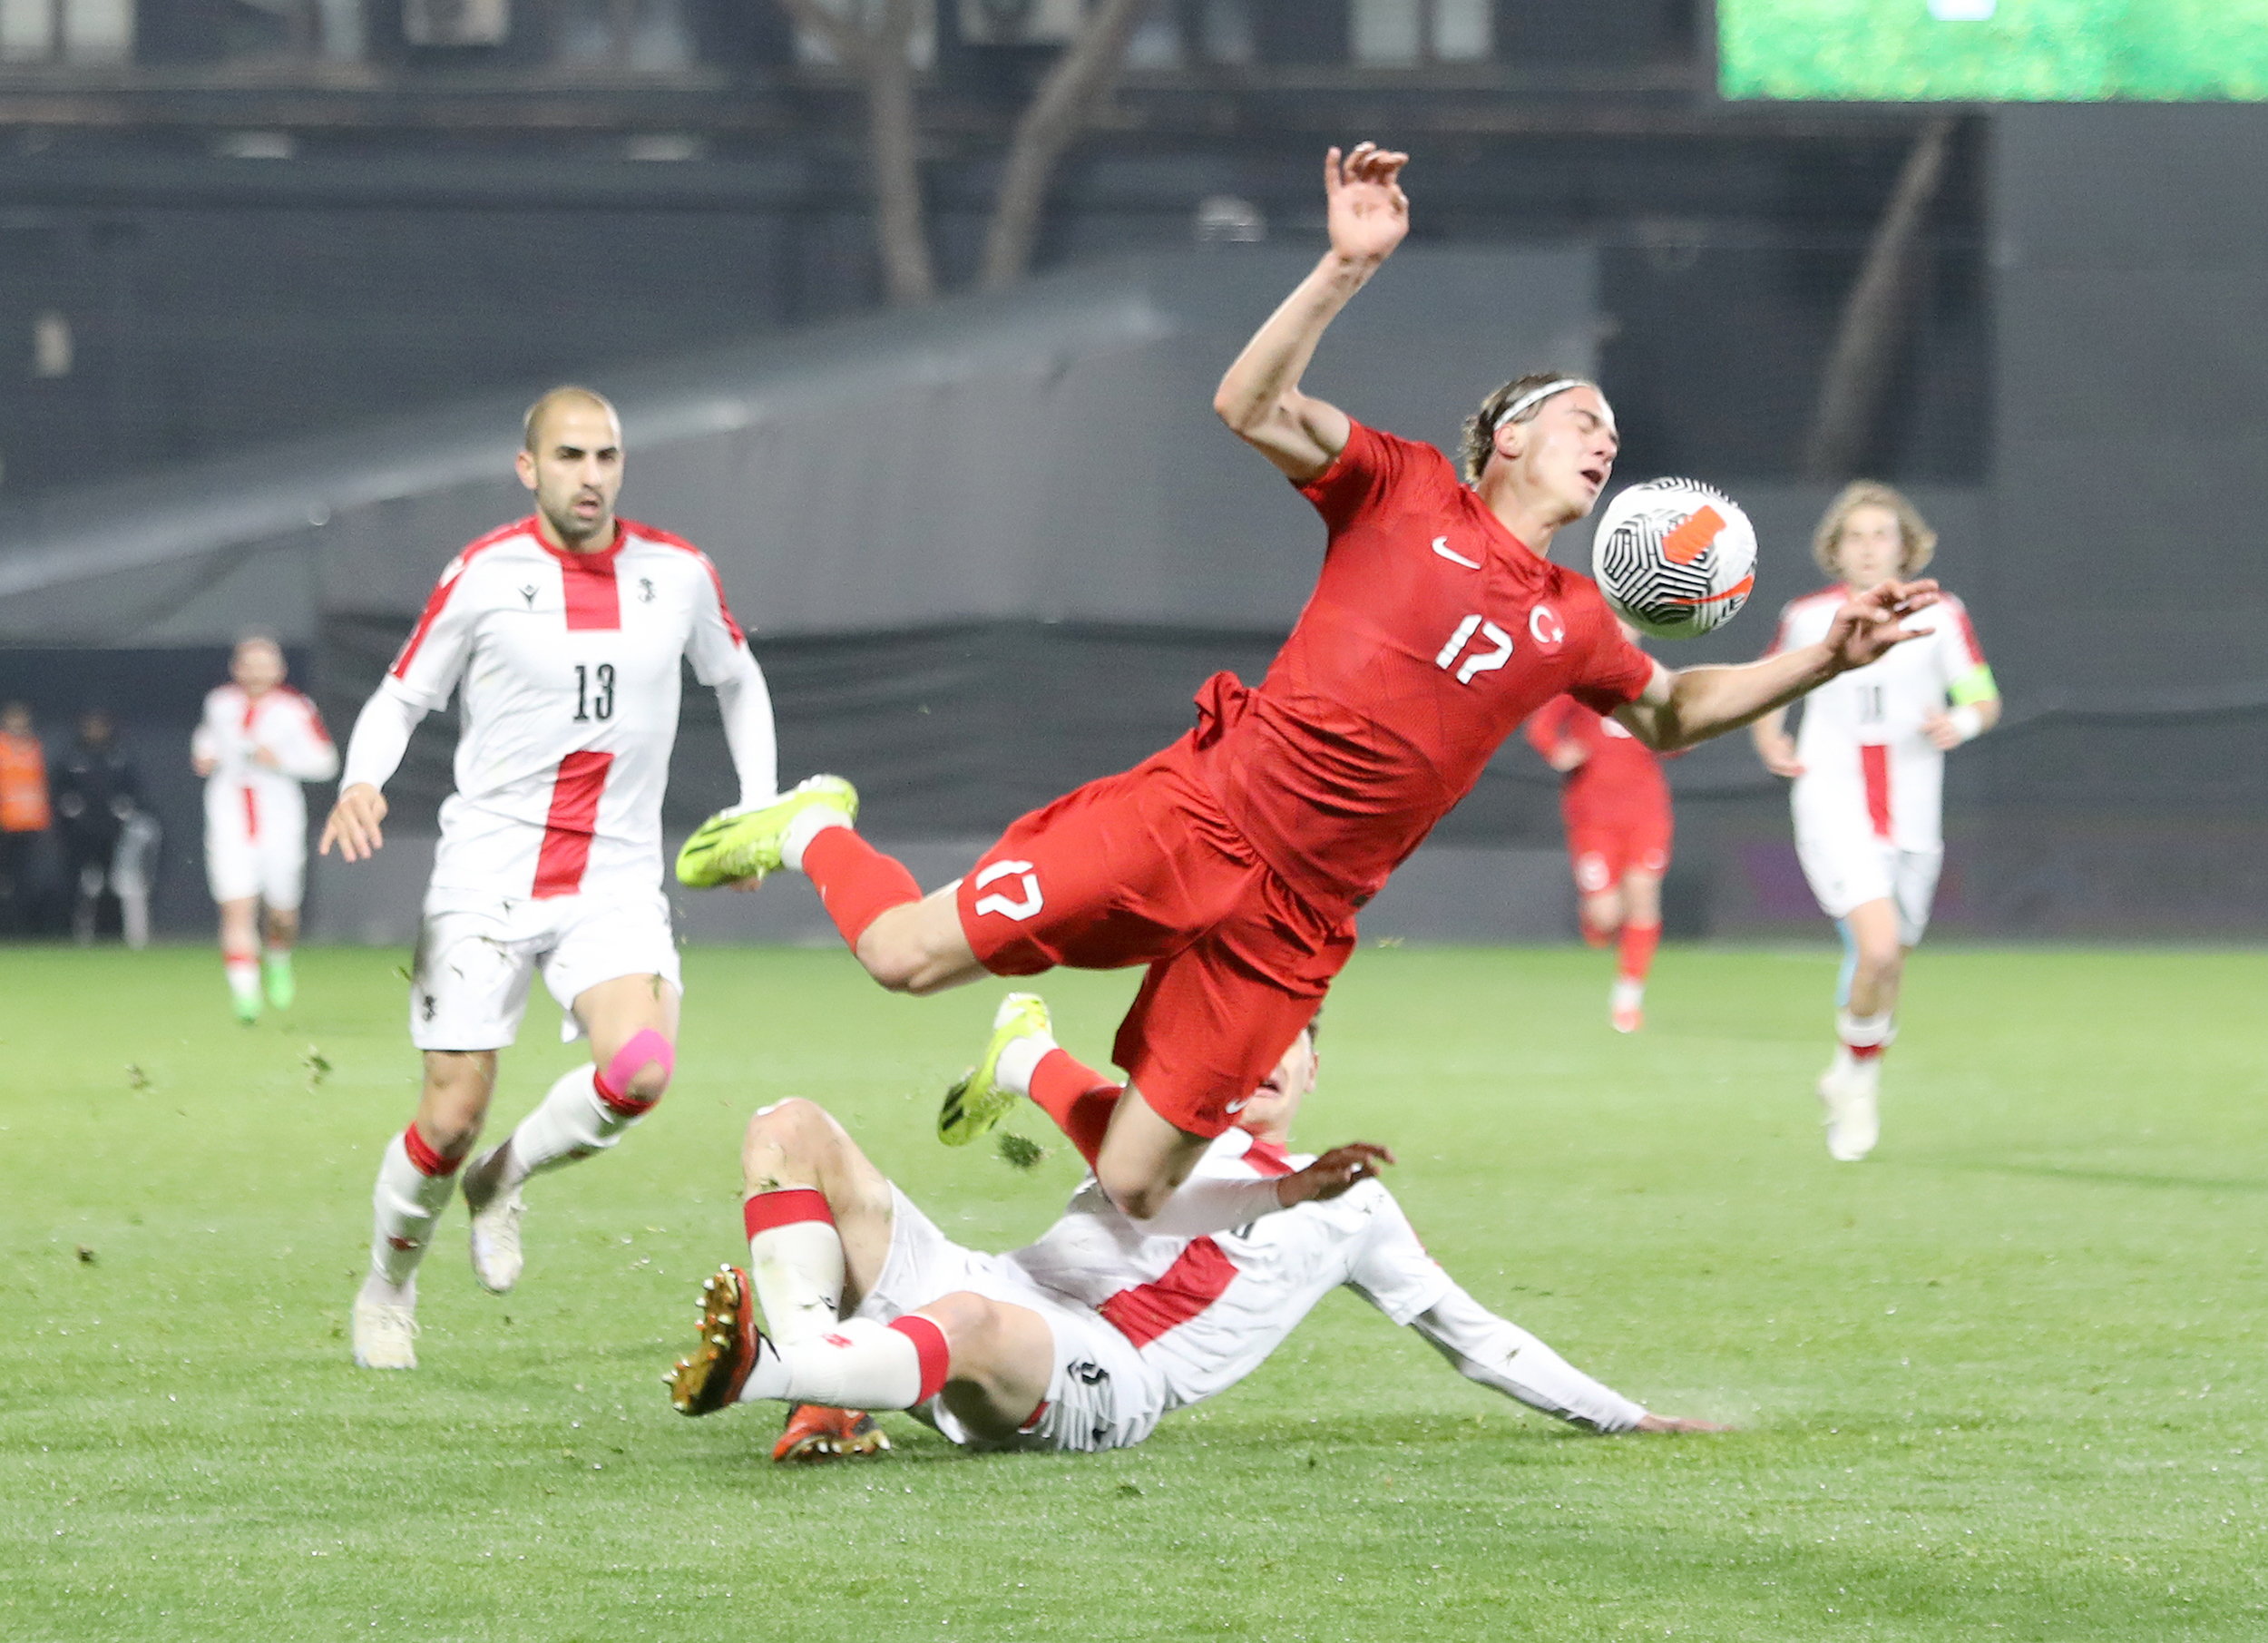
left=674, top=775, right=858, bottom=889
left=262, top=951, right=296, bottom=1010
left=940, top=993, right=1051, bottom=1148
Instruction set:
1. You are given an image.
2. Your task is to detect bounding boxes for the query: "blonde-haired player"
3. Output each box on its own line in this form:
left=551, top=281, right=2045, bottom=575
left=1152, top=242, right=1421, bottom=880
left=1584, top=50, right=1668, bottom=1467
left=1751, top=483, right=1999, bottom=1161
left=191, top=633, right=338, bottom=1022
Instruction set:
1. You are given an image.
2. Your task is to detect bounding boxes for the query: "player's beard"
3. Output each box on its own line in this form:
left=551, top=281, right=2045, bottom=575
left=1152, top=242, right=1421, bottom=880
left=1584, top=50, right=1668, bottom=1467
left=544, top=491, right=613, bottom=549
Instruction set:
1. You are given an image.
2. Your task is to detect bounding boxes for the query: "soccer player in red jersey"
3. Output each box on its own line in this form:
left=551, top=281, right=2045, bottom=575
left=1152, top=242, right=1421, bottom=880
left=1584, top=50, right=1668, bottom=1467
left=1524, top=652, right=1674, bottom=1032
left=679, top=142, right=1939, bottom=1232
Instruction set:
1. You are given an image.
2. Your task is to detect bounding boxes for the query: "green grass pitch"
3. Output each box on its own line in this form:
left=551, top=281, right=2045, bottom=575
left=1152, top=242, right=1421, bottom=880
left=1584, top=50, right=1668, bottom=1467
left=4, top=941, right=2263, bottom=1640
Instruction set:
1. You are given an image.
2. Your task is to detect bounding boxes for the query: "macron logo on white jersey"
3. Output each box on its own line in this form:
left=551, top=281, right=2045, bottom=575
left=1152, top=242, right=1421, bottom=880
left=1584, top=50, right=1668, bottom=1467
left=1432, top=536, right=1483, bottom=570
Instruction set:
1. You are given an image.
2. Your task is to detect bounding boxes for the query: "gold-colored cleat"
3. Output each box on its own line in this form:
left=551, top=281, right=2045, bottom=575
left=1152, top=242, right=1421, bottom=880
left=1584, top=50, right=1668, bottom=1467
left=665, top=1264, right=763, bottom=1416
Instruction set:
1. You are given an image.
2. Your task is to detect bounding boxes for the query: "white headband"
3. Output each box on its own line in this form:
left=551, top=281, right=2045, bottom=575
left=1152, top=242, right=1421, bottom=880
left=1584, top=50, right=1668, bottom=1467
left=1492, top=377, right=1603, bottom=431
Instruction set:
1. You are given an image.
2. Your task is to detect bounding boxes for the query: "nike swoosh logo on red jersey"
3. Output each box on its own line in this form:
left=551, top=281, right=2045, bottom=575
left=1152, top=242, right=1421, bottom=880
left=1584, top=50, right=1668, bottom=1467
left=1432, top=536, right=1483, bottom=570
left=1224, top=1098, right=1250, bottom=1113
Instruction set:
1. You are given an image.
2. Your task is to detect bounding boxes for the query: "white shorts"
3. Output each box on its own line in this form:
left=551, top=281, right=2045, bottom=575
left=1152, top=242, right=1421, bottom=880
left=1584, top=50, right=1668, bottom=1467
left=408, top=886, right=682, bottom=1051
left=857, top=1187, right=1168, bottom=1455
left=206, top=816, right=307, bottom=909
left=1795, top=829, right=1943, bottom=946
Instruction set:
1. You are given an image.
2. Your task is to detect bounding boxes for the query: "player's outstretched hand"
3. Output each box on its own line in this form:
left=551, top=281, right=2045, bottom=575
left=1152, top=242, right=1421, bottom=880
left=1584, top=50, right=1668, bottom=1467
left=319, top=782, right=388, bottom=862
left=1634, top=1413, right=1733, bottom=1434
left=1325, top=142, right=1410, bottom=267
left=1278, top=1141, right=1396, bottom=1208
left=1824, top=578, right=1939, bottom=672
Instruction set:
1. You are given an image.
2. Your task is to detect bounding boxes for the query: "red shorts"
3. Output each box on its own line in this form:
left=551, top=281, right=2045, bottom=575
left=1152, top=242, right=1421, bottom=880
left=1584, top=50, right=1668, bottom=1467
left=1563, top=802, right=1672, bottom=895
left=957, top=740, right=1354, bottom=1139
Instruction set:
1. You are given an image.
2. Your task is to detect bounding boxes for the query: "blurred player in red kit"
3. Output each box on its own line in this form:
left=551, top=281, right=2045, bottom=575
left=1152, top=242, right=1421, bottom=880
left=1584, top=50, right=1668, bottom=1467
left=679, top=143, right=1939, bottom=1234
left=1524, top=624, right=1674, bottom=1032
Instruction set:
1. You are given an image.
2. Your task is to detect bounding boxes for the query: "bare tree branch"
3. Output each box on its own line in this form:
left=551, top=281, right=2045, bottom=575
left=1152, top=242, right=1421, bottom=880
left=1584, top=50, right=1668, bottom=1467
left=770, top=0, right=937, bottom=305
left=866, top=0, right=935, bottom=305
left=978, top=0, right=1150, bottom=290
left=1804, top=115, right=1959, bottom=481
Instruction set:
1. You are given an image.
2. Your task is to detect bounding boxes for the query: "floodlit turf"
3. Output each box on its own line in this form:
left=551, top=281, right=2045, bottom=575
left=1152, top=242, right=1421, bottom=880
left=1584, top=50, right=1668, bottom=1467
left=4, top=940, right=2263, bottom=1641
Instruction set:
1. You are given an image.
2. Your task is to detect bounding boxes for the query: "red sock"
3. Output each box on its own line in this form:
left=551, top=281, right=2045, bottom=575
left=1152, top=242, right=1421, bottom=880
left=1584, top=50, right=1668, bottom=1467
left=1618, top=922, right=1661, bottom=983
left=1028, top=1048, right=1120, bottom=1170
left=801, top=826, right=921, bottom=950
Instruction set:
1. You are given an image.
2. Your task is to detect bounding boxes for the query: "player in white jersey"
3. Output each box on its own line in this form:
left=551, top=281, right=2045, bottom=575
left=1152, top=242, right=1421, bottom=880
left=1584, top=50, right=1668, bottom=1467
left=319, top=386, right=784, bottom=1371
left=664, top=1011, right=1721, bottom=1453
left=191, top=633, right=339, bottom=1022
left=1751, top=483, right=2000, bottom=1162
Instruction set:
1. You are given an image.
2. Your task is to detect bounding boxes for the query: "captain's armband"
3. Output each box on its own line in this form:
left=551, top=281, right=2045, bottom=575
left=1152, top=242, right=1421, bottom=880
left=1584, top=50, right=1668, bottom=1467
left=1948, top=664, right=1998, bottom=708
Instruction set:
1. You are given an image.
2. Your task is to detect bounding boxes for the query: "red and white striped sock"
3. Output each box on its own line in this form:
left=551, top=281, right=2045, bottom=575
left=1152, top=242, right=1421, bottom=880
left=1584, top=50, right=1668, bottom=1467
left=503, top=1064, right=641, bottom=1186
left=744, top=1188, right=845, bottom=1347
left=738, top=1315, right=949, bottom=1411
left=369, top=1124, right=461, bottom=1286
left=222, top=949, right=260, bottom=1011
left=797, top=827, right=922, bottom=951
left=1836, top=1008, right=1895, bottom=1061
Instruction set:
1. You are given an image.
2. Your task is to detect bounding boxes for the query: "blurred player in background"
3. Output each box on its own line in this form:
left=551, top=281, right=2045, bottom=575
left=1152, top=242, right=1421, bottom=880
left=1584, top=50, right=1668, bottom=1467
left=1524, top=631, right=1673, bottom=1032
left=320, top=386, right=784, bottom=1372
left=678, top=142, right=1940, bottom=1235
left=193, top=634, right=338, bottom=1021
left=666, top=1013, right=1722, bottom=1455
left=0, top=699, right=60, bottom=935
left=1751, top=483, right=1999, bottom=1162
left=54, top=708, right=158, bottom=949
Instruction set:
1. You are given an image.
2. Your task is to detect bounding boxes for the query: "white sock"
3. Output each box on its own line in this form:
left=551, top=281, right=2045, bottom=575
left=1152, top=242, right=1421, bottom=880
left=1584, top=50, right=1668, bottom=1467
left=500, top=1065, right=639, bottom=1188
left=780, top=805, right=851, bottom=874
left=992, top=1028, right=1059, bottom=1099
left=1836, top=1008, right=1896, bottom=1052
left=357, top=1270, right=415, bottom=1311
left=223, top=955, right=259, bottom=1008
left=369, top=1130, right=458, bottom=1286
left=748, top=1226, right=845, bottom=1348
left=735, top=1318, right=930, bottom=1409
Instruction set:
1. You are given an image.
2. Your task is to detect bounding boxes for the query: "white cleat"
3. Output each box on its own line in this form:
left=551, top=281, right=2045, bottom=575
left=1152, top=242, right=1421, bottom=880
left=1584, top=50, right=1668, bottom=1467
left=1817, top=1051, right=1882, bottom=1162
left=464, top=1159, right=527, bottom=1295
left=352, top=1294, right=420, bottom=1370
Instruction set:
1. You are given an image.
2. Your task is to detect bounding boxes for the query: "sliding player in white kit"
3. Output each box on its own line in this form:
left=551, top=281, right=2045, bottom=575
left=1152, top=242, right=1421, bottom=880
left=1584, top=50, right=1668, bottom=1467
left=320, top=386, right=782, bottom=1370
left=191, top=633, right=338, bottom=1022
left=1751, top=483, right=1999, bottom=1162
left=664, top=1009, right=1721, bottom=1452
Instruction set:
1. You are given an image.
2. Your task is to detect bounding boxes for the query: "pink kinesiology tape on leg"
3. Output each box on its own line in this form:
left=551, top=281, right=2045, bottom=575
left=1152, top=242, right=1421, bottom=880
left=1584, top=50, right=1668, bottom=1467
left=594, top=1029, right=676, bottom=1116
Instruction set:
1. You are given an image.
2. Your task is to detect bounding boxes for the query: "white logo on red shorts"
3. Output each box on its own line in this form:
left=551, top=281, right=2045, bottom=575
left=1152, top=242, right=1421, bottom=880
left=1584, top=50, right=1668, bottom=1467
left=973, top=859, right=1044, bottom=921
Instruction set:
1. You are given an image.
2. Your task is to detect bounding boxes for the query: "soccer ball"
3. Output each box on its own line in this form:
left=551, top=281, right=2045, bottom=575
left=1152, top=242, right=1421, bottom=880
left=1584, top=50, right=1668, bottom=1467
left=1589, top=477, right=1758, bottom=640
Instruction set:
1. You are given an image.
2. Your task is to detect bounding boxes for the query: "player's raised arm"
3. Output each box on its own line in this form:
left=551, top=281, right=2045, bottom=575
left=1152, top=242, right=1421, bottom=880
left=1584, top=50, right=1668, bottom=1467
left=1210, top=142, right=1409, bottom=482
left=1615, top=580, right=1941, bottom=753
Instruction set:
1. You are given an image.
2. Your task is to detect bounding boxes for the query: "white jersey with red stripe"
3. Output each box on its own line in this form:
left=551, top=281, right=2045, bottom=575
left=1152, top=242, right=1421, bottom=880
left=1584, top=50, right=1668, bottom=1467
left=1766, top=585, right=1990, bottom=852
left=192, top=684, right=338, bottom=849
left=1007, top=1130, right=1646, bottom=1432
left=368, top=516, right=758, bottom=902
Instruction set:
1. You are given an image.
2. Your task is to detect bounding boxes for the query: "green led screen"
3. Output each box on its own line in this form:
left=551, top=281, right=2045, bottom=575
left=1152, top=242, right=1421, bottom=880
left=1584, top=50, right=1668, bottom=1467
left=1720, top=0, right=2268, bottom=102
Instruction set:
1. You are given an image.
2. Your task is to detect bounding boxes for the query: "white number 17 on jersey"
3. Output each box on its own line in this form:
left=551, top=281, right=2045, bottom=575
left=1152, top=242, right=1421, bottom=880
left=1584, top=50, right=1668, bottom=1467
left=1435, top=615, right=1514, bottom=684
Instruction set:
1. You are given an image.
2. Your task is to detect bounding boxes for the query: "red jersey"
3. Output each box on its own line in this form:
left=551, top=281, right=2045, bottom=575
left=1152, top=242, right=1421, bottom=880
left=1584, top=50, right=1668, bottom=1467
left=1194, top=422, right=1656, bottom=913
left=1524, top=695, right=1668, bottom=821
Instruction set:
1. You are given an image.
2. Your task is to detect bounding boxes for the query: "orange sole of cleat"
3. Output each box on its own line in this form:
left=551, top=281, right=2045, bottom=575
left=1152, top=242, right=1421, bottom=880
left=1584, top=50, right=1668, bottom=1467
left=772, top=1405, right=892, bottom=1463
